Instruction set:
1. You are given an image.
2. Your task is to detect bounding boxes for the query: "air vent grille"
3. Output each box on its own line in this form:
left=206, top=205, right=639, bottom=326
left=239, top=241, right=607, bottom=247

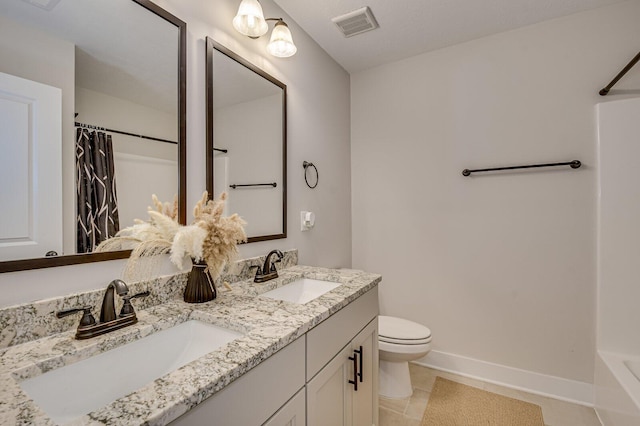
left=332, top=7, right=379, bottom=38
left=21, top=0, right=62, bottom=11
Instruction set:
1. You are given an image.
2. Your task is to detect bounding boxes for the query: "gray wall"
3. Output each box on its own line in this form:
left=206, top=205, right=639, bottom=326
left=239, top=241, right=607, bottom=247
left=0, top=0, right=352, bottom=306
left=351, top=0, right=640, bottom=387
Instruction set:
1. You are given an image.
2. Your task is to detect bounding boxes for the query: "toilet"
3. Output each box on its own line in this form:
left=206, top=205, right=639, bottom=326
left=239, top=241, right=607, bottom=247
left=378, top=315, right=432, bottom=399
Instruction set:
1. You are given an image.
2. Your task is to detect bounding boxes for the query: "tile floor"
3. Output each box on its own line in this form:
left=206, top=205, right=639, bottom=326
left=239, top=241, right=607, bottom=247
left=379, top=364, right=602, bottom=426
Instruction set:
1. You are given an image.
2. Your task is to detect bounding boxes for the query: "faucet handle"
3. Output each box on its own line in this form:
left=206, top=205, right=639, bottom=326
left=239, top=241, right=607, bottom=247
left=271, top=255, right=283, bottom=270
left=120, top=291, right=150, bottom=317
left=56, top=306, right=96, bottom=327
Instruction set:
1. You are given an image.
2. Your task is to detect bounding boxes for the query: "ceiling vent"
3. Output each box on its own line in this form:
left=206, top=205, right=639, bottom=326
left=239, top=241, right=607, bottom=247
left=332, top=7, right=379, bottom=38
left=21, top=0, right=62, bottom=11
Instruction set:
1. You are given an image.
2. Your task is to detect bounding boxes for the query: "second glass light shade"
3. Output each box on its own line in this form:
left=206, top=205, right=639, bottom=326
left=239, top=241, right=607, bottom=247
left=267, top=21, right=297, bottom=58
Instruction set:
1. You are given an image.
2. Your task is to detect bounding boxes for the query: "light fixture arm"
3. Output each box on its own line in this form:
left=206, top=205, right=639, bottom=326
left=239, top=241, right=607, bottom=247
left=247, top=18, right=282, bottom=39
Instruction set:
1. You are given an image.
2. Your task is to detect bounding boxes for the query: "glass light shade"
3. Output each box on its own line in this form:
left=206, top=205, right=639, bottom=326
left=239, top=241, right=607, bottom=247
left=267, top=21, right=297, bottom=58
left=232, top=0, right=268, bottom=38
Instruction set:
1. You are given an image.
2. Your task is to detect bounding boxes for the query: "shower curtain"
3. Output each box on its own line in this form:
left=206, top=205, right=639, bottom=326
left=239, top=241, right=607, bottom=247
left=76, top=128, right=120, bottom=253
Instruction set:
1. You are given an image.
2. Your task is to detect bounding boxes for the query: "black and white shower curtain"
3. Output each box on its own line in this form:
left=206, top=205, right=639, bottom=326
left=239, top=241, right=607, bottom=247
left=76, top=128, right=120, bottom=253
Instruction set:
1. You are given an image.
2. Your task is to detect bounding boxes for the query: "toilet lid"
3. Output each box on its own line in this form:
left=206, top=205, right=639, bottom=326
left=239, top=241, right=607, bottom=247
left=378, top=316, right=431, bottom=345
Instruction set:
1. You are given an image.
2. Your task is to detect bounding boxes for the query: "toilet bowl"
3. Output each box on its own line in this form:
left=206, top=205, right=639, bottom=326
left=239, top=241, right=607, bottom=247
left=378, top=315, right=432, bottom=399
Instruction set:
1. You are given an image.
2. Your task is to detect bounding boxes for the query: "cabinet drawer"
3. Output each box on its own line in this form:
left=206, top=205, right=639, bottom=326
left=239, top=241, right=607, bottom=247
left=306, top=287, right=378, bottom=380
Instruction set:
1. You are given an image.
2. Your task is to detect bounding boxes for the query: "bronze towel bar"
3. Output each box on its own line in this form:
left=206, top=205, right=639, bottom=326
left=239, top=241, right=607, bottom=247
left=462, top=160, right=581, bottom=176
left=229, top=182, right=277, bottom=189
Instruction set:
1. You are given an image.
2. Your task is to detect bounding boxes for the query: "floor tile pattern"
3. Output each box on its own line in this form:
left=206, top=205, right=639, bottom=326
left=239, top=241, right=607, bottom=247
left=379, top=364, right=602, bottom=426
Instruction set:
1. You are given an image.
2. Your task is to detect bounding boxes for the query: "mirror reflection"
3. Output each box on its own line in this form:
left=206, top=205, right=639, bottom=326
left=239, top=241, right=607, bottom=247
left=0, top=0, right=184, bottom=268
left=206, top=39, right=287, bottom=242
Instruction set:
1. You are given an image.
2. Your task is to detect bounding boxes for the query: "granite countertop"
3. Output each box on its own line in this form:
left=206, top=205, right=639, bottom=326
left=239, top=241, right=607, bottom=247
left=0, top=266, right=381, bottom=425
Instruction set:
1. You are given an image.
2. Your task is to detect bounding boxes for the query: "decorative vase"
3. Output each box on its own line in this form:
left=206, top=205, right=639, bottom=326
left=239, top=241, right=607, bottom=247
left=184, top=259, right=217, bottom=303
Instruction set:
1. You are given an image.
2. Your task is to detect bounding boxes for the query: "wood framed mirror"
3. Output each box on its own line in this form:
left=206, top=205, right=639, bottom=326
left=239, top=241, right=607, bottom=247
left=0, top=0, right=186, bottom=273
left=206, top=38, right=287, bottom=243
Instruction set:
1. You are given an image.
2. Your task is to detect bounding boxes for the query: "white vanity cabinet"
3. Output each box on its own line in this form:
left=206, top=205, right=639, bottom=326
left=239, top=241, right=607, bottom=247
left=307, top=319, right=378, bottom=426
left=170, top=337, right=305, bottom=426
left=306, top=288, right=379, bottom=426
left=172, top=287, right=379, bottom=426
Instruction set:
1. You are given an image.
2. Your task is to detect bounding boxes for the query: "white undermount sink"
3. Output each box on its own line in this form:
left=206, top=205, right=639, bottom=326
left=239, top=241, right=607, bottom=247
left=261, top=278, right=341, bottom=304
left=19, top=320, right=243, bottom=424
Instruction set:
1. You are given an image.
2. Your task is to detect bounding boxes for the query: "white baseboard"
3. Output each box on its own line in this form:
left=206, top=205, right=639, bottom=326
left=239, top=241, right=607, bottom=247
left=415, top=350, right=594, bottom=406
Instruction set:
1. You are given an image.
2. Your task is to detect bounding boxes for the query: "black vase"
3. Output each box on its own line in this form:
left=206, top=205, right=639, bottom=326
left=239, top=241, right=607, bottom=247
left=184, top=259, right=217, bottom=303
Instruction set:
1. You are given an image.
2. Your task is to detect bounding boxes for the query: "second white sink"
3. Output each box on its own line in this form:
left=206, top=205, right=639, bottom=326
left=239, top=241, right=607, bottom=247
left=261, top=278, right=341, bottom=304
left=19, top=320, right=243, bottom=424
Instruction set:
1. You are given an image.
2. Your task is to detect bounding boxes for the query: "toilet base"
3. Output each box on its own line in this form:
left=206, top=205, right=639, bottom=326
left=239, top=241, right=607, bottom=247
left=379, top=359, right=413, bottom=399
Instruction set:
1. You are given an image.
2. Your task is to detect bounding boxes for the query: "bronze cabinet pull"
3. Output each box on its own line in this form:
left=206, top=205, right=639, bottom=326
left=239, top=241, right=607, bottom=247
left=348, top=351, right=359, bottom=391
left=354, top=346, right=363, bottom=383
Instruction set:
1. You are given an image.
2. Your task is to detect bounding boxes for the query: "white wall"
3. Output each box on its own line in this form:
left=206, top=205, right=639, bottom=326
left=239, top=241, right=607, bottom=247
left=156, top=0, right=352, bottom=268
left=0, top=0, right=351, bottom=307
left=351, top=0, right=640, bottom=386
left=76, top=87, right=177, bottom=160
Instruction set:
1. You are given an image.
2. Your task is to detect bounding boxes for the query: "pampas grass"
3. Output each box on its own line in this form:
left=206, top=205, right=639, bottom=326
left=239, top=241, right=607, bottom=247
left=96, top=192, right=246, bottom=282
left=192, top=192, right=247, bottom=279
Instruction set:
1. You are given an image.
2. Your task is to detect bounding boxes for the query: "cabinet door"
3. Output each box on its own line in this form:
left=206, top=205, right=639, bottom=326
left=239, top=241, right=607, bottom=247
left=307, top=345, right=353, bottom=426
left=263, top=388, right=305, bottom=426
left=351, top=319, right=379, bottom=426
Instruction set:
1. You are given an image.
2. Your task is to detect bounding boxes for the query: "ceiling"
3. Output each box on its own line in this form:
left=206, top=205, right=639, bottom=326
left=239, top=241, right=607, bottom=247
left=273, top=0, right=628, bottom=73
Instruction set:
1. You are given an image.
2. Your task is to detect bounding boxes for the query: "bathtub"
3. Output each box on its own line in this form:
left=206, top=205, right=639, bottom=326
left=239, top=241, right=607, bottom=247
left=596, top=351, right=640, bottom=426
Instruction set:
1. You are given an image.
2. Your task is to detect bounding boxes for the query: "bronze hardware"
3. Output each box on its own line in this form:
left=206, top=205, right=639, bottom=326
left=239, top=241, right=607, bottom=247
left=600, top=51, right=640, bottom=96
left=75, top=314, right=139, bottom=340
left=100, top=279, right=129, bottom=323
left=56, top=306, right=96, bottom=327
left=355, top=346, right=363, bottom=382
left=254, top=250, right=283, bottom=283
left=462, top=160, right=581, bottom=177
left=349, top=350, right=358, bottom=391
left=120, top=291, right=150, bottom=316
left=56, top=281, right=150, bottom=340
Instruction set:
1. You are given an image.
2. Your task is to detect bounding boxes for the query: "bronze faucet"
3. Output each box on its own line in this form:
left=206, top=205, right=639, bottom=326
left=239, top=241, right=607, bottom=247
left=100, top=279, right=129, bottom=322
left=254, top=250, right=284, bottom=283
left=56, top=280, right=149, bottom=340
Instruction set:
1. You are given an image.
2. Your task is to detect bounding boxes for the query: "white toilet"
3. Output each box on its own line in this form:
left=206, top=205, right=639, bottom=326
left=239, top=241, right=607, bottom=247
left=378, top=315, right=432, bottom=399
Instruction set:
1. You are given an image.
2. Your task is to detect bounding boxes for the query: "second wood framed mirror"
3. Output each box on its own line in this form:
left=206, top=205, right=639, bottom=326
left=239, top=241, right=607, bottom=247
left=206, top=38, right=287, bottom=243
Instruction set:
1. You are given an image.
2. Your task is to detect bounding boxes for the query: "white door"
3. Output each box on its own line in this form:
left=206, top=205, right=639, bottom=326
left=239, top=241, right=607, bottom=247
left=307, top=345, right=353, bottom=426
left=0, top=71, right=62, bottom=260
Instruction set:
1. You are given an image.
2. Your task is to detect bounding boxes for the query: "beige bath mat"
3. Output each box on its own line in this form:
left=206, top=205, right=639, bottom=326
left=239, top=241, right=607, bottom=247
left=421, top=377, right=544, bottom=426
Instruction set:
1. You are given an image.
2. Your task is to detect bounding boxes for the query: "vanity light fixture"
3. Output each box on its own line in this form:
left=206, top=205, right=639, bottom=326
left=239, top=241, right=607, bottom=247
left=232, top=0, right=297, bottom=58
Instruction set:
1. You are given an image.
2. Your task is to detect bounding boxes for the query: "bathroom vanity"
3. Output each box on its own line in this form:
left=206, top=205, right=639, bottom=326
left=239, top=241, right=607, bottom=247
left=0, top=263, right=380, bottom=425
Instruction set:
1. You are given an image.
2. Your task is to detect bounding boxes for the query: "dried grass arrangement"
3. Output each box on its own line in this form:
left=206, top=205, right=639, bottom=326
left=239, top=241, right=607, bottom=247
left=97, top=192, right=246, bottom=284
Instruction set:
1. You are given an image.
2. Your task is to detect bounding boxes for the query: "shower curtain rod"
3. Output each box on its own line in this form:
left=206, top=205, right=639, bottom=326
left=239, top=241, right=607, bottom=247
left=599, top=51, right=640, bottom=96
left=74, top=122, right=177, bottom=145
